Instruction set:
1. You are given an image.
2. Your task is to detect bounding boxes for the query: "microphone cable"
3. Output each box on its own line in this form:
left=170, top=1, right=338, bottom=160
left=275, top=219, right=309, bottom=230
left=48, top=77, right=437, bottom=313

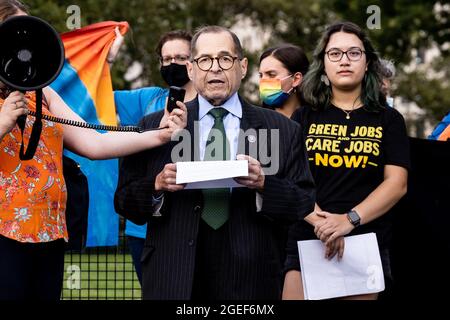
left=26, top=110, right=166, bottom=133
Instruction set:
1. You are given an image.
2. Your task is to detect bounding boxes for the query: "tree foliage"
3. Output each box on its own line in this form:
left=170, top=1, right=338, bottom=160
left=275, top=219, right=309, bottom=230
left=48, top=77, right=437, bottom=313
left=25, top=0, right=450, bottom=121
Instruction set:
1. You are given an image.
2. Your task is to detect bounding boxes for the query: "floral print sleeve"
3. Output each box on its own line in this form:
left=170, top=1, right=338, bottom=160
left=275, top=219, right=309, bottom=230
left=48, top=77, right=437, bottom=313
left=0, top=92, right=67, bottom=243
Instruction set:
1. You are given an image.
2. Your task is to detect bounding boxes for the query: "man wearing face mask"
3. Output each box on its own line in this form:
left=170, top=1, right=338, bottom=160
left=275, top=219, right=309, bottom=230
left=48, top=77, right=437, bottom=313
left=258, top=44, right=309, bottom=118
left=113, top=30, right=196, bottom=284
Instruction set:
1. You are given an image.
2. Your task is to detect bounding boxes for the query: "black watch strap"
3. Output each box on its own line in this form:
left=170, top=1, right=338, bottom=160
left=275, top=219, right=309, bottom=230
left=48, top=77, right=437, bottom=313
left=347, top=210, right=361, bottom=227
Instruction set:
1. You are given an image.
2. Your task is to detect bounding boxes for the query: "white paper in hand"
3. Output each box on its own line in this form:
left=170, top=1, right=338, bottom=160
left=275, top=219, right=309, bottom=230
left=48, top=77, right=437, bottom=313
left=176, top=160, right=248, bottom=189
left=297, top=233, right=384, bottom=300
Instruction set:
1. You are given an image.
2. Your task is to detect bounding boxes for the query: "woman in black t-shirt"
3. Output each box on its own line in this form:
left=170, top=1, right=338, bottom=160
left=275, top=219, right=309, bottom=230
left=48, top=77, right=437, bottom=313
left=283, top=21, right=410, bottom=300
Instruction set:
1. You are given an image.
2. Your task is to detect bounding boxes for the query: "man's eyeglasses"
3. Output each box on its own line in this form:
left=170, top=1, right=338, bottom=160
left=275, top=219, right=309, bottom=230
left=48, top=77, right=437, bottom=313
left=192, top=55, right=239, bottom=71
left=325, top=48, right=366, bottom=62
left=161, top=55, right=190, bottom=66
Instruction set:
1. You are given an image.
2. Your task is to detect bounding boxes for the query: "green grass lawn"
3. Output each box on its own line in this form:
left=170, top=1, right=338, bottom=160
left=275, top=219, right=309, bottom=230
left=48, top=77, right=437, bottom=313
left=62, top=252, right=142, bottom=300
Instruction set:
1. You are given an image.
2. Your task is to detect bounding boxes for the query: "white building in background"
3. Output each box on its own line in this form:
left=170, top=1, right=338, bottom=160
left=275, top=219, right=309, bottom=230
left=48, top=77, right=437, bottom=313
left=395, top=97, right=430, bottom=138
left=125, top=61, right=144, bottom=88
left=395, top=42, right=447, bottom=138
left=394, top=2, right=450, bottom=138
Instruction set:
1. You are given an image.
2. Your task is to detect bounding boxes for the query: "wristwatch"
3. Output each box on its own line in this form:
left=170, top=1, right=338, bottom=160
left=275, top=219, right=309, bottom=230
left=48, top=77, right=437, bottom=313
left=347, top=210, right=361, bottom=227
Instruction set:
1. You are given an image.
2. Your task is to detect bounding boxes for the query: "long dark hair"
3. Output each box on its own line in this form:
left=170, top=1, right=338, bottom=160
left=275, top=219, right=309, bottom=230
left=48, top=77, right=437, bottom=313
left=260, top=44, right=309, bottom=105
left=301, top=21, right=386, bottom=112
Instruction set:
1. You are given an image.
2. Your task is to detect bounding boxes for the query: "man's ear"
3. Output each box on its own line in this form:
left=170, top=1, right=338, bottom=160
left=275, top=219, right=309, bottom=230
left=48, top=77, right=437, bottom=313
left=186, top=61, right=194, bottom=80
left=240, top=57, right=248, bottom=79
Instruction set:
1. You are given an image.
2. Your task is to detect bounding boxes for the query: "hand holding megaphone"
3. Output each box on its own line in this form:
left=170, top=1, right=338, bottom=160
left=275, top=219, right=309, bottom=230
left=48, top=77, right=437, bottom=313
left=0, top=91, right=28, bottom=138
left=0, top=15, right=64, bottom=160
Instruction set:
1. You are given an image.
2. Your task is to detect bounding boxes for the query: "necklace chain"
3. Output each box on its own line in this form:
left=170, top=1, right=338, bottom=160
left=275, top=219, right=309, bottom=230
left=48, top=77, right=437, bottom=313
left=332, top=96, right=361, bottom=120
left=342, top=109, right=352, bottom=120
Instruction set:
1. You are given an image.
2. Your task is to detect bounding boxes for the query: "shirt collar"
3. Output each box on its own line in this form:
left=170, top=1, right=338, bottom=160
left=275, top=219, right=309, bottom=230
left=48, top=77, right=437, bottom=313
left=198, top=92, right=242, bottom=120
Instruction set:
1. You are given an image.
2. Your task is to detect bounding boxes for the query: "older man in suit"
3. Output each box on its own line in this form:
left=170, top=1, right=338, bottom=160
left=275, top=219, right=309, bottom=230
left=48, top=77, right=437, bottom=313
left=114, top=25, right=315, bottom=300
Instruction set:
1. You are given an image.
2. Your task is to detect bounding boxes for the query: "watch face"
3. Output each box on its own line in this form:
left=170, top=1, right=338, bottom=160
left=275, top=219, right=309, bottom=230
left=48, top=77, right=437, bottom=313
left=348, top=210, right=360, bottom=226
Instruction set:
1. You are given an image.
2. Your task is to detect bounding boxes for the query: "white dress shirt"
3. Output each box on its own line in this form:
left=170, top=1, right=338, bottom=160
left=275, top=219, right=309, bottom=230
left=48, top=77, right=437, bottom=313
left=152, top=93, right=262, bottom=215
left=198, top=93, right=242, bottom=161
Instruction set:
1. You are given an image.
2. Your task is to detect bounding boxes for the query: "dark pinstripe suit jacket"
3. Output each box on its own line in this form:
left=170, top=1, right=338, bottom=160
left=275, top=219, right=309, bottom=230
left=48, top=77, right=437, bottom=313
left=114, top=96, right=315, bottom=300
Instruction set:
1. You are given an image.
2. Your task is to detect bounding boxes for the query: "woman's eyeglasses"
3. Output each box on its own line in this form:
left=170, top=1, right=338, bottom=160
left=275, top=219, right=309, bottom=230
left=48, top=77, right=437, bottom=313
left=325, top=48, right=365, bottom=62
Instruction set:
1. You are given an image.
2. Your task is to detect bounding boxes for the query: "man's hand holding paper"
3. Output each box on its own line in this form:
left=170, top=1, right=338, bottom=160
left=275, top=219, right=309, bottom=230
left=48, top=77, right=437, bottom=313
left=155, top=163, right=186, bottom=192
left=233, top=154, right=265, bottom=192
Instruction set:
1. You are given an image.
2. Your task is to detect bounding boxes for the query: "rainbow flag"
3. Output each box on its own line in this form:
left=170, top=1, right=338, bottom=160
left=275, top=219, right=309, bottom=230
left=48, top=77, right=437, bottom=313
left=438, top=126, right=450, bottom=141
left=50, top=21, right=129, bottom=247
left=429, top=112, right=450, bottom=142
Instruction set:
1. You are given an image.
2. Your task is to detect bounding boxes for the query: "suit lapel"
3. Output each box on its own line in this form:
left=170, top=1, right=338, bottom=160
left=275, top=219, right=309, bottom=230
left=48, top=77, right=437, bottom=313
left=232, top=97, right=264, bottom=200
left=237, top=97, right=263, bottom=156
left=185, top=97, right=200, bottom=161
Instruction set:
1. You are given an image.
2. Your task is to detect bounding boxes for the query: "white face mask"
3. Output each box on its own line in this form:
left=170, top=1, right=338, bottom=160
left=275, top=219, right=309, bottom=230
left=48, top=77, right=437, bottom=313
left=386, top=96, right=394, bottom=108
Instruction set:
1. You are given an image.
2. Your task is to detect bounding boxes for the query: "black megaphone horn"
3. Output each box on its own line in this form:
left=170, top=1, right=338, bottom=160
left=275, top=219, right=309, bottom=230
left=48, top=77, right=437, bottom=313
left=0, top=15, right=64, bottom=160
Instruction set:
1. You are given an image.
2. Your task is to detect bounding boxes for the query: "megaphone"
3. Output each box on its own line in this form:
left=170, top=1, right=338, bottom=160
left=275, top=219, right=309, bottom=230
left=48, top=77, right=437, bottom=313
left=0, top=15, right=64, bottom=90
left=0, top=15, right=64, bottom=160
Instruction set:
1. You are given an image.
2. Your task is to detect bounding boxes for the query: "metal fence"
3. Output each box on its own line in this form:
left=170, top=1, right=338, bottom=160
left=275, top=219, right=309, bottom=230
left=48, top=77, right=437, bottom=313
left=62, top=218, right=141, bottom=300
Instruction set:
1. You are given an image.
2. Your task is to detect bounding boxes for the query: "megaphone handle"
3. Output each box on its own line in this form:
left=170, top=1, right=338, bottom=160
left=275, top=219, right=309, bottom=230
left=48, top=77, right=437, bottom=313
left=18, top=89, right=43, bottom=160
left=16, top=114, right=26, bottom=129
left=16, top=90, right=27, bottom=131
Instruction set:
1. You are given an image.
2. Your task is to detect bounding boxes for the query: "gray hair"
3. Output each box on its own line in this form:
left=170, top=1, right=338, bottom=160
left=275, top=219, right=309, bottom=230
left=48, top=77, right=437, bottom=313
left=191, top=25, right=244, bottom=59
left=380, top=59, right=396, bottom=79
